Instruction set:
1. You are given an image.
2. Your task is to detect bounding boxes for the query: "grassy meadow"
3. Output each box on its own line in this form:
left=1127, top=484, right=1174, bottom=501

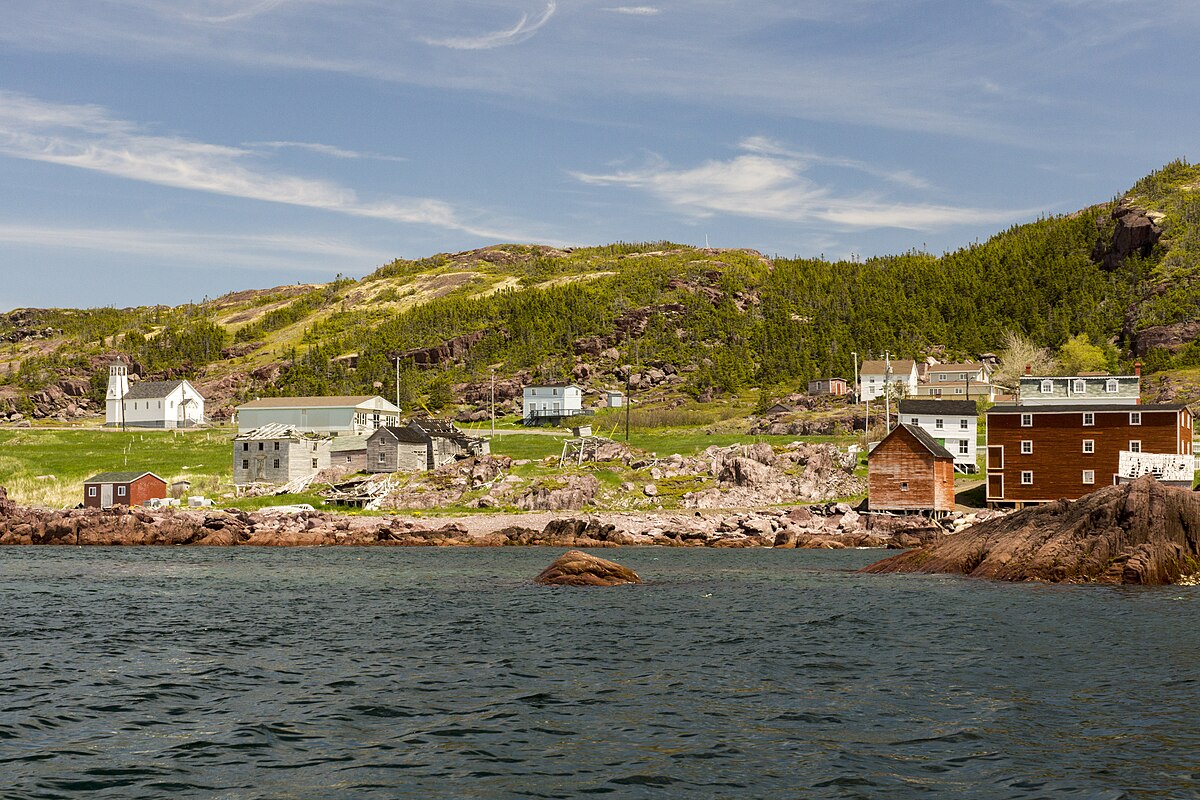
left=0, top=427, right=233, bottom=508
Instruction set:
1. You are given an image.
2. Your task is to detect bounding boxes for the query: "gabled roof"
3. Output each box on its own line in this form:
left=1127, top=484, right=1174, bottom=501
left=84, top=471, right=166, bottom=484
left=123, top=380, right=187, bottom=400
left=237, top=395, right=400, bottom=411
left=874, top=424, right=954, bottom=460
left=860, top=359, right=916, bottom=375
left=988, top=403, right=1183, bottom=414
left=524, top=383, right=582, bottom=390
left=371, top=425, right=430, bottom=444
left=926, top=362, right=986, bottom=373
left=234, top=423, right=330, bottom=442
left=898, top=399, right=978, bottom=416
left=329, top=434, right=372, bottom=453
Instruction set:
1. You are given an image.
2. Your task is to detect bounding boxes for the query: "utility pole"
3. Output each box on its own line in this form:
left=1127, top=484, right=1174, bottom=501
left=625, top=374, right=631, bottom=442
left=884, top=351, right=892, bottom=432
left=490, top=368, right=496, bottom=438
left=394, top=357, right=400, bottom=414
left=851, top=351, right=859, bottom=402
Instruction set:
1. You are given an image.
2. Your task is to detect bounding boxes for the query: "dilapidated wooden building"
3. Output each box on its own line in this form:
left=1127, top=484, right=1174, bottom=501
left=868, top=423, right=956, bottom=514
left=233, top=424, right=332, bottom=486
left=366, top=419, right=488, bottom=473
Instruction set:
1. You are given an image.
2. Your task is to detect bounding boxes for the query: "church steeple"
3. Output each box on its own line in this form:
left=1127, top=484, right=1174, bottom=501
left=106, top=359, right=130, bottom=402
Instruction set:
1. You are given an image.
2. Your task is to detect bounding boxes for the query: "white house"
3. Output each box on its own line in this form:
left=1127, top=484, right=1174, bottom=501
left=897, top=398, right=979, bottom=471
left=104, top=360, right=205, bottom=428
left=859, top=359, right=918, bottom=402
left=522, top=384, right=584, bottom=424
left=235, top=395, right=401, bottom=435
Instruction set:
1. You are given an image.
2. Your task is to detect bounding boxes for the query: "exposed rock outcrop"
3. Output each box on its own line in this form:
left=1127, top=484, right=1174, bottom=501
left=861, top=476, right=1200, bottom=584
left=1093, top=201, right=1163, bottom=271
left=534, top=550, right=642, bottom=586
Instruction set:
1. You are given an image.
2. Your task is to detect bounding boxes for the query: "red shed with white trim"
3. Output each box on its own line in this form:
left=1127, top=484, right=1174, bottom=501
left=83, top=471, right=167, bottom=509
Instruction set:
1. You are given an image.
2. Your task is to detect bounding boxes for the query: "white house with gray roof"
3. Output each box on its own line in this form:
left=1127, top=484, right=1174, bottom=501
left=104, top=359, right=205, bottom=428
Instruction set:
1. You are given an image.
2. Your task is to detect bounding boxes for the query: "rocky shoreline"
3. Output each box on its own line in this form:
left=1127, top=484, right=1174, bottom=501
left=861, top=476, right=1200, bottom=585
left=0, top=486, right=971, bottom=549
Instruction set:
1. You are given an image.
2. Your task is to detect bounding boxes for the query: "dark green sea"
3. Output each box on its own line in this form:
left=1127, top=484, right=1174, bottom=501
left=1, top=547, right=1197, bottom=799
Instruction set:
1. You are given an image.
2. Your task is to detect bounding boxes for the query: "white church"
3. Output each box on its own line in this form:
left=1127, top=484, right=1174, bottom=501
left=105, top=359, right=206, bottom=428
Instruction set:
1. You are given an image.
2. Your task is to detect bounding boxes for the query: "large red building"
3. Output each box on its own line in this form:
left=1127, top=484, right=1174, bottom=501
left=985, top=404, right=1193, bottom=507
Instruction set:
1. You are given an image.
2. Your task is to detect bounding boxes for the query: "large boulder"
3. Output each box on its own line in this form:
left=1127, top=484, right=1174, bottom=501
left=534, top=550, right=642, bottom=586
left=861, top=476, right=1200, bottom=584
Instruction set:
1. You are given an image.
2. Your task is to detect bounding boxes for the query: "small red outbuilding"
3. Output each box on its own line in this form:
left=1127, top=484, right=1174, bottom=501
left=83, top=471, right=167, bottom=509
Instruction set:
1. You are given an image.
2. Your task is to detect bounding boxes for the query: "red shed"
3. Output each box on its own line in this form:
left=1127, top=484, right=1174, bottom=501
left=83, top=471, right=167, bottom=509
left=868, top=424, right=956, bottom=514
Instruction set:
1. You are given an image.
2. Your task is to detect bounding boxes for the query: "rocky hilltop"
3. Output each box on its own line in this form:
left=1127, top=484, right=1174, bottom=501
left=861, top=476, right=1200, bottom=585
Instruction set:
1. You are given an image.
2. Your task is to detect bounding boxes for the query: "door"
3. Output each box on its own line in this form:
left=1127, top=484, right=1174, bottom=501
left=100, top=483, right=113, bottom=509
left=987, top=473, right=1003, bottom=500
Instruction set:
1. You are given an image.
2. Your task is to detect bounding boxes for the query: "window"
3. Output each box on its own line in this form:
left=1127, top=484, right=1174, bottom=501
left=312, top=443, right=318, bottom=452
left=909, top=417, right=918, bottom=425
left=1082, top=470, right=1095, bottom=485
left=1040, top=379, right=1053, bottom=393
left=345, top=456, right=352, bottom=463
left=274, top=441, right=280, bottom=450
left=1130, top=412, right=1141, bottom=426
left=1105, top=379, right=1119, bottom=393
left=900, top=481, right=909, bottom=491
left=1072, top=379, right=1085, bottom=393
left=1021, top=413, right=1033, bottom=427
left=88, top=486, right=96, bottom=497
left=1021, top=471, right=1033, bottom=485
left=273, top=459, right=280, bottom=469
left=959, top=419, right=969, bottom=430
left=935, top=418, right=944, bottom=430
left=1083, top=439, right=1095, bottom=454
left=242, top=443, right=249, bottom=451
left=241, top=460, right=249, bottom=469
left=958, top=440, right=970, bottom=455
left=311, top=459, right=318, bottom=468
left=258, top=442, right=264, bottom=450
left=1021, top=440, right=1033, bottom=454
left=378, top=453, right=386, bottom=463
left=1083, top=412, right=1094, bottom=426
left=117, top=486, right=126, bottom=497
left=1129, top=440, right=1141, bottom=453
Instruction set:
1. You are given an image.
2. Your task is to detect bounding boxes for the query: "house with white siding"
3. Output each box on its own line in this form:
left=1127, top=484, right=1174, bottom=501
left=859, top=359, right=918, bottom=402
left=235, top=395, right=401, bottom=435
left=897, top=398, right=979, bottom=472
left=1017, top=372, right=1141, bottom=406
left=522, top=384, right=584, bottom=425
left=104, top=360, right=205, bottom=428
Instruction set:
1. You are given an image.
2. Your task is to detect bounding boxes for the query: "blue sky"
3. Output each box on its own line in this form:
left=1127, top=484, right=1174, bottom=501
left=1, top=0, right=1198, bottom=309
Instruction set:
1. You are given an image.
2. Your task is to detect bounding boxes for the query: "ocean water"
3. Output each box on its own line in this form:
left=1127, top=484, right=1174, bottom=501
left=1, top=546, right=1198, bottom=800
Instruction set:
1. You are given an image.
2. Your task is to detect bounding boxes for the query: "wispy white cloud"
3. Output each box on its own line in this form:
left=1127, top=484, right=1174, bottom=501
left=422, top=1, right=557, bottom=50
left=573, top=139, right=1031, bottom=230
left=179, top=0, right=292, bottom=24
left=0, top=90, right=522, bottom=240
left=0, top=223, right=391, bottom=272
left=245, top=140, right=407, bottom=162
left=602, top=6, right=660, bottom=15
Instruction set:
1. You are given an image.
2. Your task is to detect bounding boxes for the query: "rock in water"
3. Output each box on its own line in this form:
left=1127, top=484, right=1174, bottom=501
left=861, top=476, right=1200, bottom=585
left=534, top=550, right=642, bottom=587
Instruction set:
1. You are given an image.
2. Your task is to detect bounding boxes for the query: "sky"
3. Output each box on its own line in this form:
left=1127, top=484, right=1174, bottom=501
left=1, top=0, right=1198, bottom=309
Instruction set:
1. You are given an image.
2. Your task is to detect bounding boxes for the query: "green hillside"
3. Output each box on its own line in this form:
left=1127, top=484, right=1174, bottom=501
left=2, top=162, right=1198, bottom=420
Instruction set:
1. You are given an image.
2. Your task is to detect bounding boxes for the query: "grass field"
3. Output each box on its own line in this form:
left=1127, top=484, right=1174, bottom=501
left=0, top=428, right=233, bottom=508
left=0, top=423, right=865, bottom=511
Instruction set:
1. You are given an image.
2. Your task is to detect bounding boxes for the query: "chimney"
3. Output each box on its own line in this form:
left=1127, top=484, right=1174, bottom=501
left=1025, top=363, right=1031, bottom=376
left=1134, top=360, right=1142, bottom=378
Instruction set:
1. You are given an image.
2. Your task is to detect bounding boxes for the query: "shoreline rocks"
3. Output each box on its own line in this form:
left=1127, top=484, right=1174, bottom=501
left=860, top=476, right=1200, bottom=585
left=0, top=485, right=972, bottom=550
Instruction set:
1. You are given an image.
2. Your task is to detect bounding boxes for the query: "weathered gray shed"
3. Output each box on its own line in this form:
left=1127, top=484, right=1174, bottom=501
left=366, top=419, right=488, bottom=473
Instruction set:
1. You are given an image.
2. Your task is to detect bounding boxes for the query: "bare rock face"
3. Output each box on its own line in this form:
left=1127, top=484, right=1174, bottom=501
left=534, top=550, right=642, bottom=587
left=1093, top=202, right=1163, bottom=271
left=861, top=476, right=1200, bottom=584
